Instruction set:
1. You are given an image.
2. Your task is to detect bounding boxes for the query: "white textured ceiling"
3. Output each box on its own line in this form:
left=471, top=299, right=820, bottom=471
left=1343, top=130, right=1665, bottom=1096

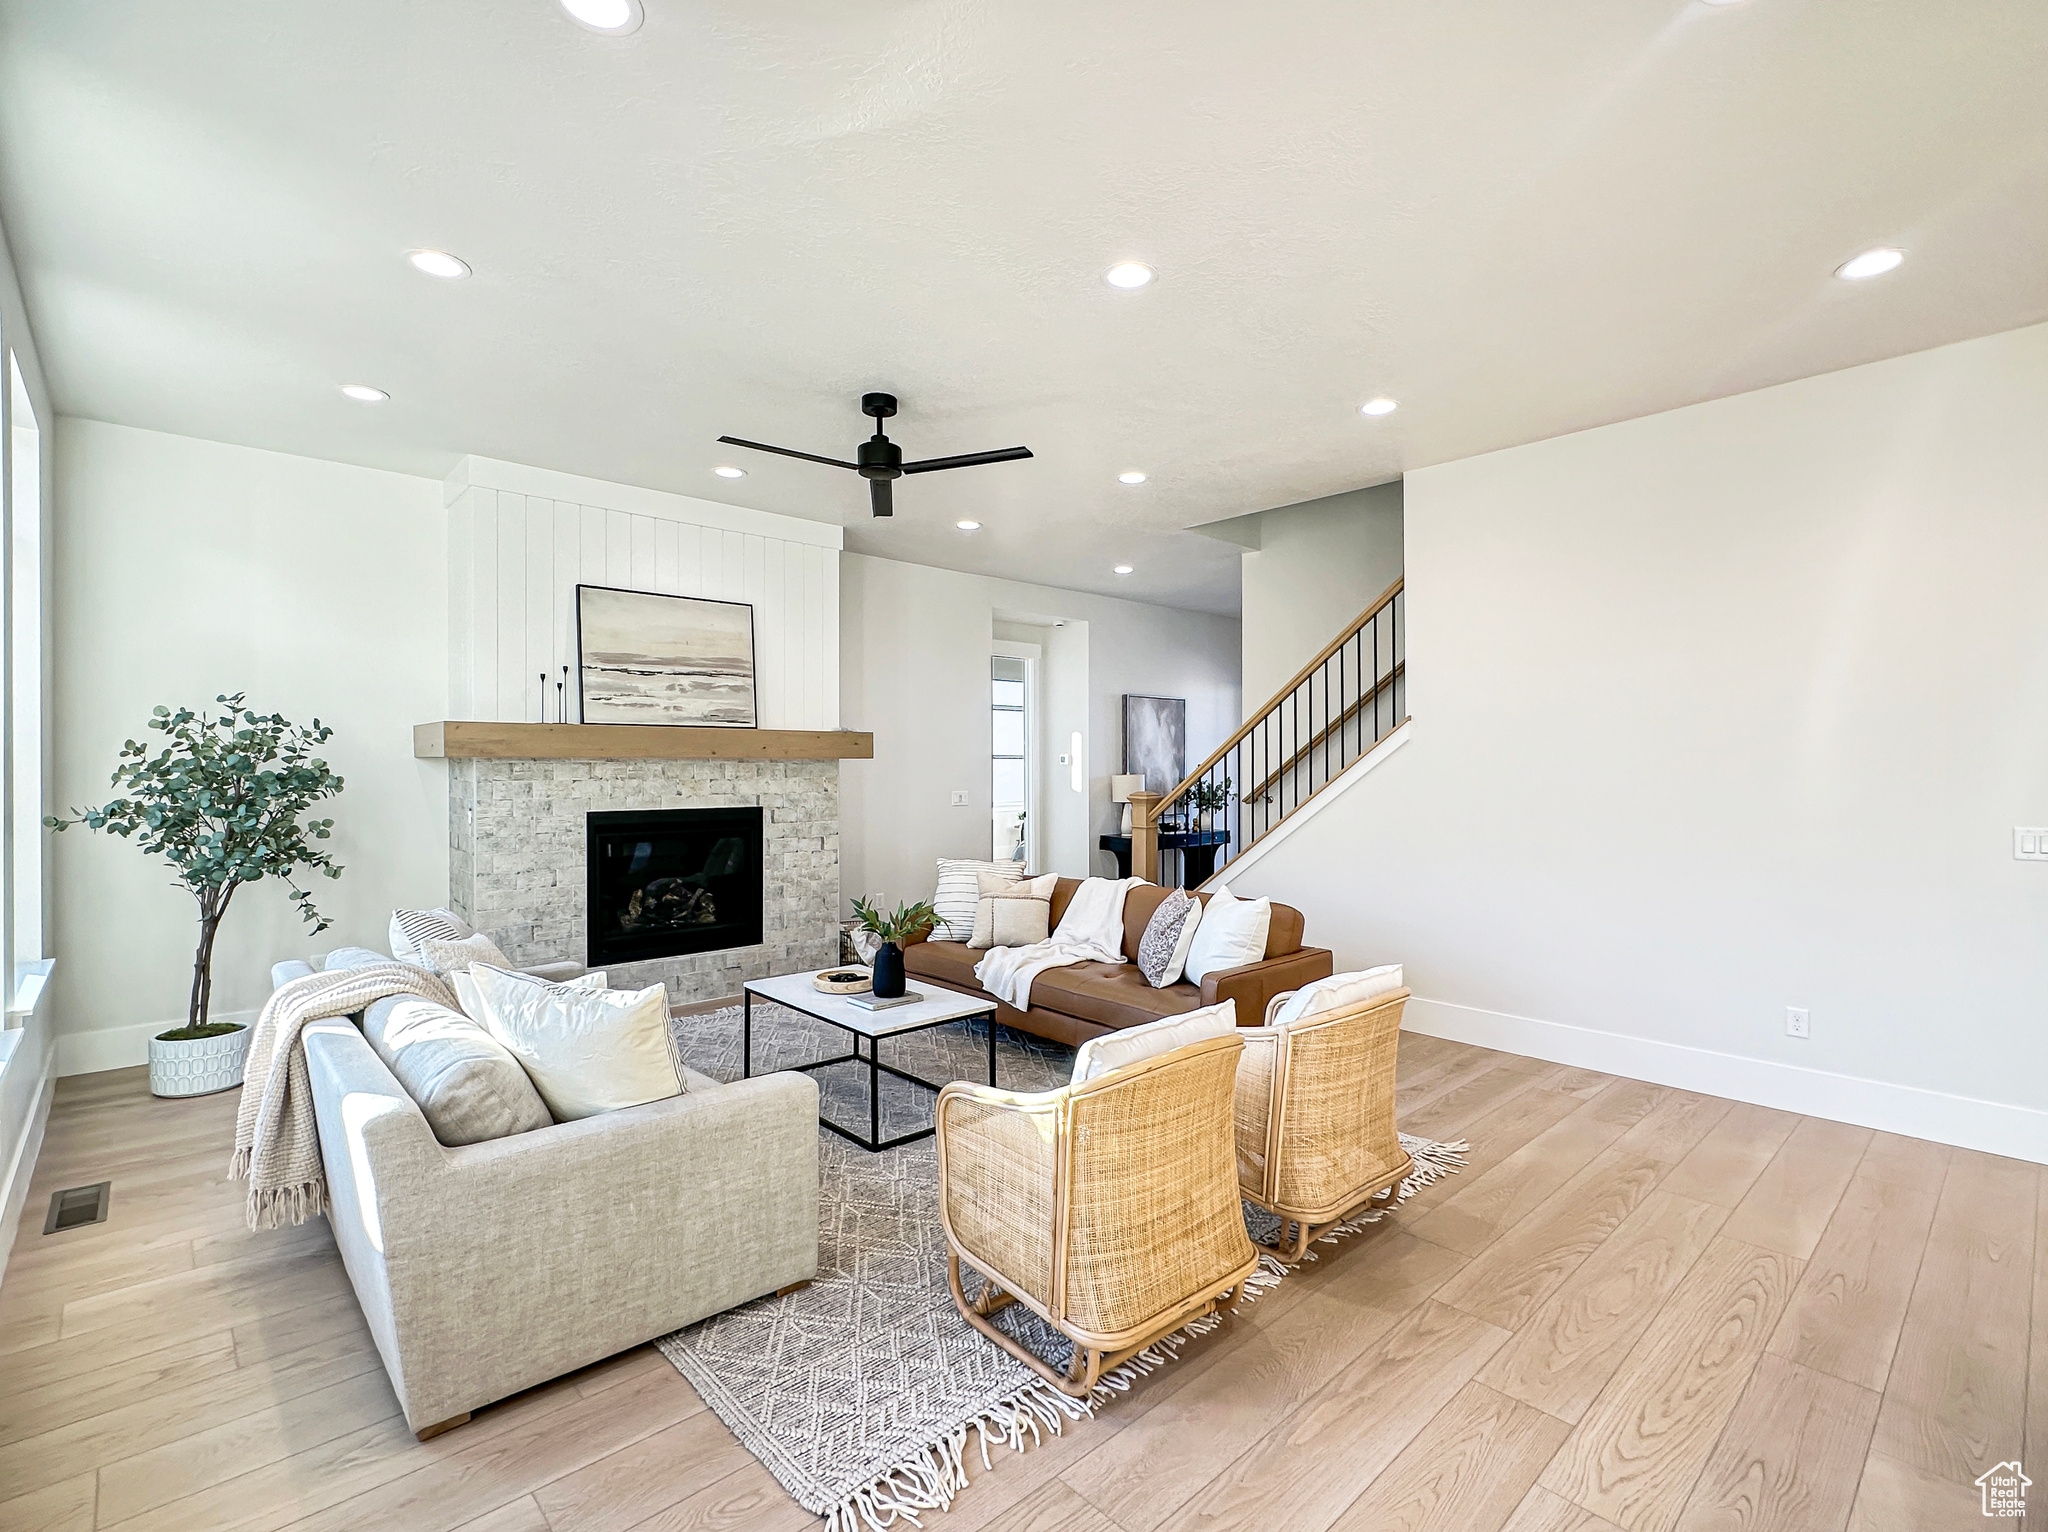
left=1, top=1, right=2043, bottom=615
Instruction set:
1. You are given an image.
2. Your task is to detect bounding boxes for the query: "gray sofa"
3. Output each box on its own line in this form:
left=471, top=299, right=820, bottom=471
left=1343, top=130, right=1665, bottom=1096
left=272, top=955, right=819, bottom=1437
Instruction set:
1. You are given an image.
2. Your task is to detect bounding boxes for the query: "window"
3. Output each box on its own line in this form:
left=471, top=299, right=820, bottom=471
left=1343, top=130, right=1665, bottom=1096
left=5, top=349, right=44, bottom=1007
left=991, top=655, right=1030, bottom=864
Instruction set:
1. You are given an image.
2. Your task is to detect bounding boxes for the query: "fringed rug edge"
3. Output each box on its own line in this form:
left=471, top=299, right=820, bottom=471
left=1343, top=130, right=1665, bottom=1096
left=681, top=1132, right=1469, bottom=1530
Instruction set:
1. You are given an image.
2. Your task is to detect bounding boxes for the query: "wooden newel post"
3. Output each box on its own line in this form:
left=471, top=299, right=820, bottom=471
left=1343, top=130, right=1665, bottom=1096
left=1128, top=791, right=1163, bottom=884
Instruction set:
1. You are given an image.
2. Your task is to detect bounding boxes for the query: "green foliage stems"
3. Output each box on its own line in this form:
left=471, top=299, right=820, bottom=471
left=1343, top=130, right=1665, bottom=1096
left=47, top=693, right=345, bottom=1033
left=849, top=895, right=941, bottom=945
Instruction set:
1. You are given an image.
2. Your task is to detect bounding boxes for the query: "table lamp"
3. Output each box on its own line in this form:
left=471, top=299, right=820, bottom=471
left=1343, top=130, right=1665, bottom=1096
left=1111, top=774, right=1146, bottom=835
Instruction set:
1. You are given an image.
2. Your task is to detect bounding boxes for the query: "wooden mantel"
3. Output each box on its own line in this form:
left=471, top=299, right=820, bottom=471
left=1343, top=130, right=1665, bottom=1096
left=414, top=722, right=874, bottom=762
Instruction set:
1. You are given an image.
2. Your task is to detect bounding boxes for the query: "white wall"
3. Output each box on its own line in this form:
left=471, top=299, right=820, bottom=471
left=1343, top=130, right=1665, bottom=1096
left=1240, top=482, right=1403, bottom=708
left=51, top=420, right=448, bottom=1071
left=841, top=553, right=1240, bottom=911
left=446, top=457, right=841, bottom=728
left=1229, top=323, right=2048, bottom=1161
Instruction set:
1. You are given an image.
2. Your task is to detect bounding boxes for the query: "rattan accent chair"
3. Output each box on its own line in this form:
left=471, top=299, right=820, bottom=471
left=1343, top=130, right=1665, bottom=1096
left=1235, top=986, right=1413, bottom=1262
left=935, top=1033, right=1261, bottom=1397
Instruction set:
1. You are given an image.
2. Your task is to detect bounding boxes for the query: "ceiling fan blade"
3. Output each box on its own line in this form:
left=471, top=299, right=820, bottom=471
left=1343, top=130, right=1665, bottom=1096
left=900, top=446, right=1034, bottom=475
left=717, top=435, right=859, bottom=470
left=869, top=478, right=894, bottom=517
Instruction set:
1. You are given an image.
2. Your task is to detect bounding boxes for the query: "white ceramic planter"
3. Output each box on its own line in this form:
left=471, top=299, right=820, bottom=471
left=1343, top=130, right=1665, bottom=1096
left=149, top=1024, right=253, bottom=1098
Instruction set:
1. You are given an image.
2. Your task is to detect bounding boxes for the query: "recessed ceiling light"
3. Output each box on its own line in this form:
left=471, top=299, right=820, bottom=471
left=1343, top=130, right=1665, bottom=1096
left=713, top=465, right=746, bottom=479
left=339, top=384, right=388, bottom=403
left=407, top=249, right=471, bottom=280
left=560, top=0, right=643, bottom=32
left=1104, top=262, right=1154, bottom=290
left=1360, top=397, right=1399, bottom=417
left=955, top=519, right=981, bottom=531
left=1113, top=564, right=1134, bottom=575
left=1834, top=247, right=1905, bottom=281
left=1118, top=471, right=1147, bottom=485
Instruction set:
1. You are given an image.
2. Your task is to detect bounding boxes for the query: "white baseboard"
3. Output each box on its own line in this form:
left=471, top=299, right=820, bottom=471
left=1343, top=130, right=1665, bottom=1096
left=0, top=1072, right=55, bottom=1289
left=1200, top=719, right=1413, bottom=892
left=57, top=1009, right=258, bottom=1078
left=1405, top=996, right=2048, bottom=1166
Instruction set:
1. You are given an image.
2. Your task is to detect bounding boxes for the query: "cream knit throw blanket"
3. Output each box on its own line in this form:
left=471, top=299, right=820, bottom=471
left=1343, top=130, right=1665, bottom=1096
left=230, top=963, right=457, bottom=1230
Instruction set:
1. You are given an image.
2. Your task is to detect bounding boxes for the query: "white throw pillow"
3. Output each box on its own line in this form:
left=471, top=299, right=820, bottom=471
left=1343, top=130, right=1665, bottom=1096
left=389, top=908, right=471, bottom=965
left=450, top=966, right=606, bottom=1022
left=467, top=964, right=684, bottom=1121
left=1071, top=1000, right=1239, bottom=1085
left=1181, top=886, right=1272, bottom=985
left=417, top=932, right=514, bottom=976
left=1269, top=965, right=1405, bottom=1028
left=931, top=859, right=1021, bottom=942
left=969, top=871, right=1058, bottom=950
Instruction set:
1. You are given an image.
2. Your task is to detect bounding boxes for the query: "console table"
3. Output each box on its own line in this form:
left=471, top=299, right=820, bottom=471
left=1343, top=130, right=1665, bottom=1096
left=1099, top=829, right=1231, bottom=888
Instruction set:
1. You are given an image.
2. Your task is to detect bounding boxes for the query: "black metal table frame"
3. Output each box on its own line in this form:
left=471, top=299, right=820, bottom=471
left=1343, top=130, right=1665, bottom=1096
left=742, top=987, right=998, bottom=1151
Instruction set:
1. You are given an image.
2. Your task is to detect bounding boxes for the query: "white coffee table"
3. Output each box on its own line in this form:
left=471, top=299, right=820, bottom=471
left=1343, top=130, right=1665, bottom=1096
left=742, top=971, right=1000, bottom=1151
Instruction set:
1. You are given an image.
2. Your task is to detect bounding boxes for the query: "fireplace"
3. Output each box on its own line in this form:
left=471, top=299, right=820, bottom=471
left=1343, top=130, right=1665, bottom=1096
left=585, top=806, right=764, bottom=967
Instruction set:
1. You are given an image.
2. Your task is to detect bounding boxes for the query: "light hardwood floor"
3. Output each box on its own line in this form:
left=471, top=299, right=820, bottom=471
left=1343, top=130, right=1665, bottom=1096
left=0, top=1039, right=2035, bottom=1532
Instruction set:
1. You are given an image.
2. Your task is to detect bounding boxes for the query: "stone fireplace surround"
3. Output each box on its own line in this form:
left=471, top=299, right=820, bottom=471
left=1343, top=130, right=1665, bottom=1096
left=448, top=756, right=840, bottom=1003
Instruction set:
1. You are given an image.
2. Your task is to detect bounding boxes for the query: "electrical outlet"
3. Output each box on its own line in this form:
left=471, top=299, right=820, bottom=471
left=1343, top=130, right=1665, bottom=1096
left=950, top=790, right=969, bottom=808
left=2016, top=827, right=2048, bottom=860
left=1786, top=1007, right=1810, bottom=1039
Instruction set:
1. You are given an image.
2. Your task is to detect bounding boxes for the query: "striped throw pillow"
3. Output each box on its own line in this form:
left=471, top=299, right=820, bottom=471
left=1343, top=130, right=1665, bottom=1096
left=930, top=859, right=1022, bottom=943
left=390, top=907, right=471, bottom=965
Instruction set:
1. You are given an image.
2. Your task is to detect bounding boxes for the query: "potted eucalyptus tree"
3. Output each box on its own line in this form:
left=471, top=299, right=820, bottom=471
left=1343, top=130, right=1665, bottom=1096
left=50, top=695, right=345, bottom=1096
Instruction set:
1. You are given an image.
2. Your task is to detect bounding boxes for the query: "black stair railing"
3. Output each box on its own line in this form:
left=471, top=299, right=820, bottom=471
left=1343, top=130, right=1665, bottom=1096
left=1132, top=578, right=1405, bottom=889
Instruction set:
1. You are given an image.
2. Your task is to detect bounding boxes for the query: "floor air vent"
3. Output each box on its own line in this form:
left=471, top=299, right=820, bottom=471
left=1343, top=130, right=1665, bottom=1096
left=43, top=1181, right=111, bottom=1234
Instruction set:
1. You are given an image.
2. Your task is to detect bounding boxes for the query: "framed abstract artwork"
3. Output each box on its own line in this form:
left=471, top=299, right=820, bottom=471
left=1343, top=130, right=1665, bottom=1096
left=575, top=585, right=758, bottom=727
left=1121, top=694, right=1186, bottom=796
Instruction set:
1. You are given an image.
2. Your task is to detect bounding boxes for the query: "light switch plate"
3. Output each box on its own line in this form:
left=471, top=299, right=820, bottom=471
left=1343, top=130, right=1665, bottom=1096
left=950, top=790, right=969, bottom=808
left=2015, top=827, right=2048, bottom=861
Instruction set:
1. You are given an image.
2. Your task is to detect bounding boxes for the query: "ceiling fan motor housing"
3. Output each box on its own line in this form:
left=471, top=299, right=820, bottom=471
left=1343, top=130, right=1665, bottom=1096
left=856, top=435, right=903, bottom=480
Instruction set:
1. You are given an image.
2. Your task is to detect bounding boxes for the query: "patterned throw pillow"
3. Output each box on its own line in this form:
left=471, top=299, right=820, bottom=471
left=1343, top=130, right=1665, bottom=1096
left=1137, top=888, right=1204, bottom=988
left=416, top=932, right=514, bottom=976
left=930, top=859, right=1022, bottom=943
left=969, top=872, right=1058, bottom=950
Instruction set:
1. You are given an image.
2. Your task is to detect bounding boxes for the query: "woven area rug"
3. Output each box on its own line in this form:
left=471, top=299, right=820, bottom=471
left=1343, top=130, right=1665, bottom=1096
left=661, top=1001, right=1465, bottom=1530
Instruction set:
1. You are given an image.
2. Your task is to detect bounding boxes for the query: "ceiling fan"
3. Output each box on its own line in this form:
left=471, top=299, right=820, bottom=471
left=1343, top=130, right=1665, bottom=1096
left=718, top=393, right=1032, bottom=517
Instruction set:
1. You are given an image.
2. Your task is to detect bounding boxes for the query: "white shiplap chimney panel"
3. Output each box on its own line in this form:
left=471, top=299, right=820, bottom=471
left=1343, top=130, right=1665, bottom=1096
left=444, top=457, right=842, bottom=729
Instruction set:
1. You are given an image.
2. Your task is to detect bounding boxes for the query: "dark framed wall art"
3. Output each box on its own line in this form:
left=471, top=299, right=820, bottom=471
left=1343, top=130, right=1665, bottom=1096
left=575, top=585, right=759, bottom=727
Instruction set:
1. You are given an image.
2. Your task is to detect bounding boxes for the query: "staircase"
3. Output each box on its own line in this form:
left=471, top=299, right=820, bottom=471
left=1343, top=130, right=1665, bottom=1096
left=1130, top=578, right=1406, bottom=889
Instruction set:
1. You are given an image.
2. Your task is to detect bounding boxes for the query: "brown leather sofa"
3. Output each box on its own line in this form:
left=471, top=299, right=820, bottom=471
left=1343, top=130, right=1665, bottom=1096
left=904, top=879, right=1333, bottom=1048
